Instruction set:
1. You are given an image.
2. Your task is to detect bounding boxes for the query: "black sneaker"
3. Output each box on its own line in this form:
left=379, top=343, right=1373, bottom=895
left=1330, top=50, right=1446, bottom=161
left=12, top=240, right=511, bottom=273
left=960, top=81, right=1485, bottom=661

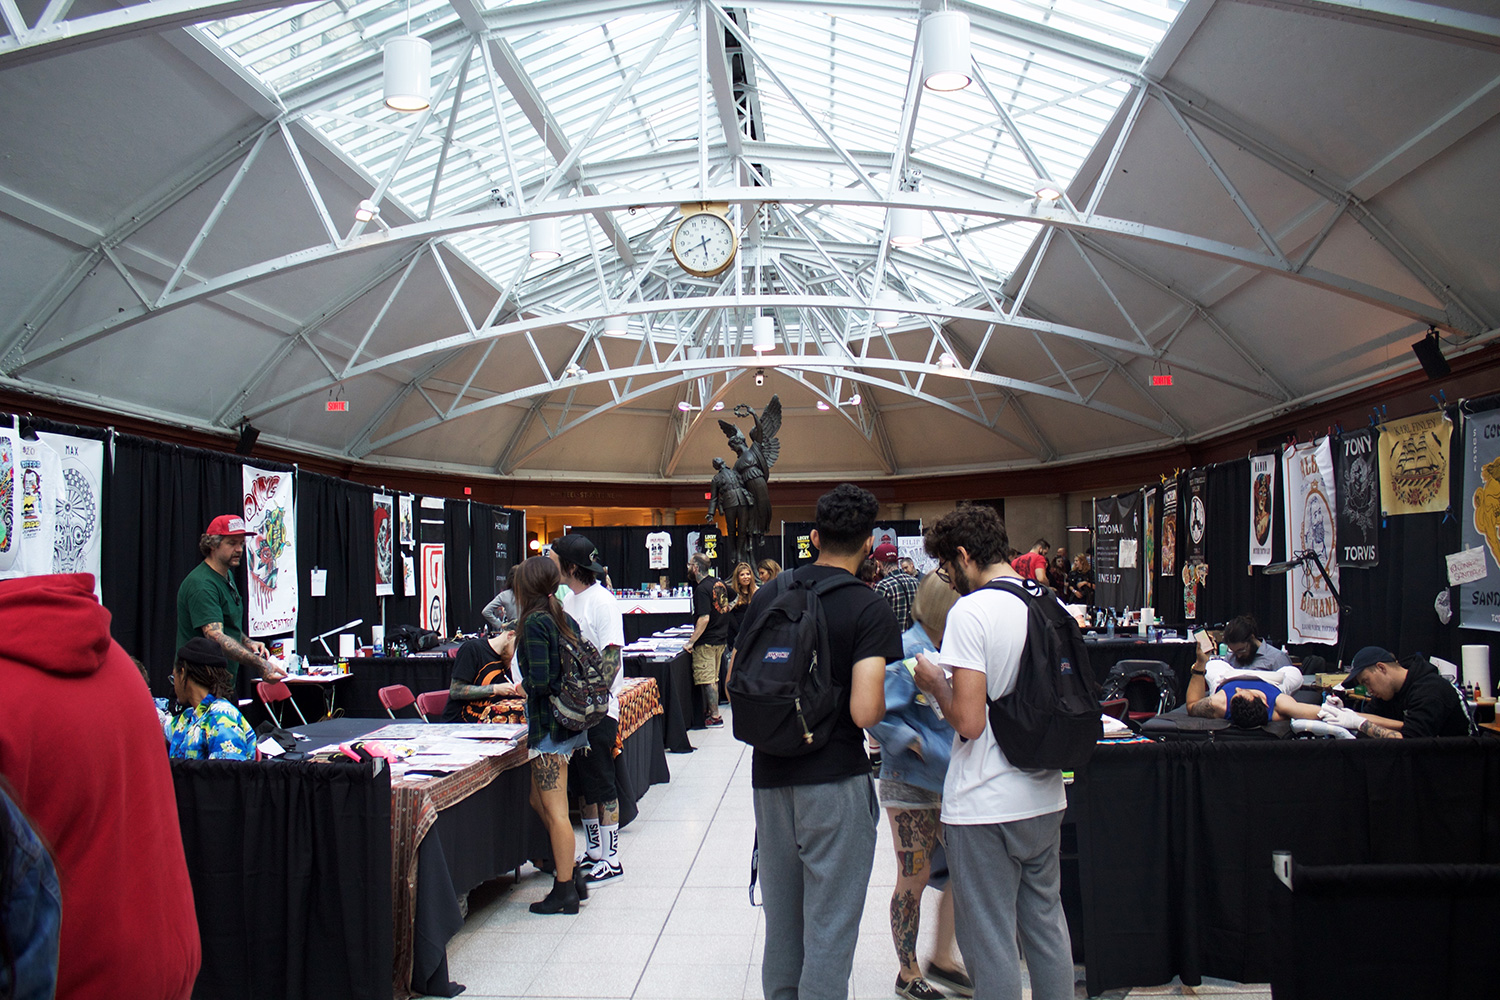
left=924, top=963, right=973, bottom=998
left=894, top=975, right=945, bottom=1000
left=584, top=859, right=624, bottom=885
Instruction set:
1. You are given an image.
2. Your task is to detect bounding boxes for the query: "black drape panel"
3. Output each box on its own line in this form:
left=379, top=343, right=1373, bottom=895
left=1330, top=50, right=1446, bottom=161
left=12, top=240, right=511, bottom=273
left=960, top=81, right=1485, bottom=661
left=1150, top=480, right=1186, bottom=628
left=1071, top=738, right=1500, bottom=995
left=103, top=436, right=287, bottom=696
left=294, top=472, right=380, bottom=655
left=444, top=501, right=472, bottom=631
left=466, top=503, right=519, bottom=626
left=559, top=524, right=734, bottom=589
left=781, top=519, right=923, bottom=568
left=172, top=759, right=393, bottom=1000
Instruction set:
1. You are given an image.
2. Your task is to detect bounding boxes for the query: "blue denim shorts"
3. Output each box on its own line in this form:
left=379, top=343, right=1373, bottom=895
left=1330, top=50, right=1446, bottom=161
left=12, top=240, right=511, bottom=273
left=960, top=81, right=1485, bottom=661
left=528, top=728, right=589, bottom=760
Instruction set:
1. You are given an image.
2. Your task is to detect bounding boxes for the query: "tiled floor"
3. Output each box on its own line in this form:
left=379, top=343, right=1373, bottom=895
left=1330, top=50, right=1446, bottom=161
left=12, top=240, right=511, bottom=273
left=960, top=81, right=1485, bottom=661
left=436, top=711, right=1271, bottom=1000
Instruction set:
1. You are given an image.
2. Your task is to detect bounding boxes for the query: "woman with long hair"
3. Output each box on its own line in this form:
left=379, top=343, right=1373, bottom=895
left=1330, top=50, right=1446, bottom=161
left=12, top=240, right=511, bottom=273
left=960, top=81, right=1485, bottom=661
left=726, top=561, right=758, bottom=642
left=756, top=558, right=781, bottom=583
left=164, top=638, right=256, bottom=760
left=869, top=572, right=970, bottom=999
left=512, top=556, right=592, bottom=915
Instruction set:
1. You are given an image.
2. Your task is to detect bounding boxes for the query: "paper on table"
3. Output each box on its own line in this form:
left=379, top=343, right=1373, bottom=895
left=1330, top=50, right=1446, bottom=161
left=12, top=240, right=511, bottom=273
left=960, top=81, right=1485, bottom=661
left=257, top=736, right=287, bottom=757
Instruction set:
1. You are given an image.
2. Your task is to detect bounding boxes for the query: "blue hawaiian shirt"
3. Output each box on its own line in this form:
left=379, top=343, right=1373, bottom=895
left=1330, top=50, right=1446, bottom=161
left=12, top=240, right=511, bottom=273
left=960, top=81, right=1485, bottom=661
left=164, top=694, right=256, bottom=760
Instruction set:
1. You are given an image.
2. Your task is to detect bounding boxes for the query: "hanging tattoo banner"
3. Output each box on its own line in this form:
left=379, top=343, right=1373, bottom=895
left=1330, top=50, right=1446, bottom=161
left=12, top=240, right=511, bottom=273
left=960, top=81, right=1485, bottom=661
left=0, top=435, right=61, bottom=581
left=373, top=493, right=395, bottom=597
left=241, top=464, right=297, bottom=637
left=419, top=496, right=446, bottom=635
left=1182, top=470, right=1209, bottom=619
left=1380, top=411, right=1452, bottom=516
left=1249, top=454, right=1276, bottom=566
left=1093, top=491, right=1141, bottom=612
left=0, top=428, right=15, bottom=574
left=36, top=431, right=104, bottom=596
left=398, top=494, right=414, bottom=547
left=1160, top=479, right=1179, bottom=580
left=1283, top=438, right=1339, bottom=645
left=1143, top=487, right=1157, bottom=608
left=1335, top=428, right=1379, bottom=567
left=1460, top=407, right=1500, bottom=632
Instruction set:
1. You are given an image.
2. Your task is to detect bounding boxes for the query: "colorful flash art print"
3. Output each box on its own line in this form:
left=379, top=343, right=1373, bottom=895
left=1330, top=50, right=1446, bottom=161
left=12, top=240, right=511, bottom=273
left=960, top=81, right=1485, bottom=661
left=242, top=466, right=297, bottom=636
left=1380, top=411, right=1452, bottom=515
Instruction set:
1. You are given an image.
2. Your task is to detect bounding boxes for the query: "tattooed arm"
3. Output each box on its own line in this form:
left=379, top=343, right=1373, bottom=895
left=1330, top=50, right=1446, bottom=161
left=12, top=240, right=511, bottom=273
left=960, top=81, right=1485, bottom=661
left=1186, top=692, right=1224, bottom=718
left=202, top=622, right=284, bottom=680
left=1357, top=717, right=1402, bottom=739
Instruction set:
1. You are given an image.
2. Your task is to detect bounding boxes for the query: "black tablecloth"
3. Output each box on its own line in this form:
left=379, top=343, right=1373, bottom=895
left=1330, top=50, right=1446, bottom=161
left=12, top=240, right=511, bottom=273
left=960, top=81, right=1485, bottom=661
left=622, top=611, right=695, bottom=643
left=625, top=652, right=696, bottom=753
left=172, top=758, right=393, bottom=1000
left=1084, top=637, right=1197, bottom=702
left=1068, top=738, right=1500, bottom=995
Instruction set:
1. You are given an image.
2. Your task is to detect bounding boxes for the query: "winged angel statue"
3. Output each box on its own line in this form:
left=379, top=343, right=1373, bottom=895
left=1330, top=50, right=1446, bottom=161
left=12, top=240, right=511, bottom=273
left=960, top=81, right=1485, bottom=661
left=711, top=396, right=781, bottom=565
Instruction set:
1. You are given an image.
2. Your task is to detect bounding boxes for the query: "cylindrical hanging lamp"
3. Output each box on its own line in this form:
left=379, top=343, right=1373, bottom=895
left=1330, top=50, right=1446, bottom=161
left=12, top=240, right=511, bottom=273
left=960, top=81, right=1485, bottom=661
left=888, top=207, right=923, bottom=247
left=921, top=10, right=972, bottom=92
left=604, top=313, right=628, bottom=334
left=874, top=289, right=900, bottom=328
left=529, top=218, right=561, bottom=260
left=752, top=315, right=775, bottom=353
left=383, top=35, right=432, bottom=112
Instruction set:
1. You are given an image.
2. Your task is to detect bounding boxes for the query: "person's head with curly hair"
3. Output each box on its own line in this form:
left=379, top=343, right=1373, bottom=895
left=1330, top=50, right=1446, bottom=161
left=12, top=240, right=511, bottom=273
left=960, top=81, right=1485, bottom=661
left=924, top=505, right=1010, bottom=593
left=812, top=483, right=880, bottom=557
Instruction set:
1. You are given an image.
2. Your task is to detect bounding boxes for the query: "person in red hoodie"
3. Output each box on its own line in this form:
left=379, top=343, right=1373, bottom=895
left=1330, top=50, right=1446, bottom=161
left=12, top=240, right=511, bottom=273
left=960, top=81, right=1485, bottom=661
left=0, top=573, right=200, bottom=1000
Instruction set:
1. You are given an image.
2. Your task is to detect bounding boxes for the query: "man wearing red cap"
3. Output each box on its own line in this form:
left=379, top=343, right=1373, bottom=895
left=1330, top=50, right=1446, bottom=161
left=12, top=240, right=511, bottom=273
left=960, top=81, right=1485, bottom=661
left=873, top=543, right=918, bottom=631
left=176, top=514, right=285, bottom=685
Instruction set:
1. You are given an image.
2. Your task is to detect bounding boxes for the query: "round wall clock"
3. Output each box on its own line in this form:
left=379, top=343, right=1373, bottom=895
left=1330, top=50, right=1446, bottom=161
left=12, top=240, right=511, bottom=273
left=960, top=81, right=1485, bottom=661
left=671, top=209, right=738, bottom=278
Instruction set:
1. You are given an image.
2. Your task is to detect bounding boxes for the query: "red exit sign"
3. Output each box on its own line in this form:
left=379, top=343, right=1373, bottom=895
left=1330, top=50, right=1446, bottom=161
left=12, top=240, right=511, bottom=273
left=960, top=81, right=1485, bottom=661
left=326, top=400, right=349, bottom=411
left=1151, top=374, right=1173, bottom=386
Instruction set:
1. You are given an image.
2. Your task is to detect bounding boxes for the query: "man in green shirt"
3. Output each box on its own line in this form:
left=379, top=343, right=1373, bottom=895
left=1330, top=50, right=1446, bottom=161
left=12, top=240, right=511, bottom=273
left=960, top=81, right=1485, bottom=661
left=176, top=514, right=285, bottom=686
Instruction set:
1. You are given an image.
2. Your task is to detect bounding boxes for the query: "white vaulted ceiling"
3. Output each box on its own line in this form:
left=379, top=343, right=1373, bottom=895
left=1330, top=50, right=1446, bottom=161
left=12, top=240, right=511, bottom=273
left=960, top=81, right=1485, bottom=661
left=1, top=0, right=1497, bottom=482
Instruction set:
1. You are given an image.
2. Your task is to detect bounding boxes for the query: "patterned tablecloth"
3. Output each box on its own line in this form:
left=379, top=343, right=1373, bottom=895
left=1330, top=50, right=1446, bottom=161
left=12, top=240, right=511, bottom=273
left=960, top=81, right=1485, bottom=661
left=388, top=676, right=662, bottom=997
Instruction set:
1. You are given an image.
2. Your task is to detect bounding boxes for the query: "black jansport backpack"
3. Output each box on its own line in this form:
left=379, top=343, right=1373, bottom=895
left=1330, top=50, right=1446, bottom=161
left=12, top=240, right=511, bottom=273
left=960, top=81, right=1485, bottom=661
left=727, top=572, right=867, bottom=756
left=979, top=578, right=1102, bottom=770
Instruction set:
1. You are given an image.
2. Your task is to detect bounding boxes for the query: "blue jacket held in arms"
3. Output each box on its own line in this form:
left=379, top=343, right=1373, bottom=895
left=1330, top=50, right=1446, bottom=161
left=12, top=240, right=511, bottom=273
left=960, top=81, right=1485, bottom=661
left=868, top=622, right=955, bottom=796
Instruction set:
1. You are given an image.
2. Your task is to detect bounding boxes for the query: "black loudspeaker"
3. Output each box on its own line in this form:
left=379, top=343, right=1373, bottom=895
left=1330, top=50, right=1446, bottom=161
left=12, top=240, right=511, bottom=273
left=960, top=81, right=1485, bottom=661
left=235, top=423, right=261, bottom=455
left=1411, top=330, right=1451, bottom=379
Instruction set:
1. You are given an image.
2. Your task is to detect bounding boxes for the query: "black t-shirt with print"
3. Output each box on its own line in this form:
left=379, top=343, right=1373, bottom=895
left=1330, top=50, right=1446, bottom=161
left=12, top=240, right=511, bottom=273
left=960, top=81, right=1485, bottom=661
left=693, top=576, right=732, bottom=645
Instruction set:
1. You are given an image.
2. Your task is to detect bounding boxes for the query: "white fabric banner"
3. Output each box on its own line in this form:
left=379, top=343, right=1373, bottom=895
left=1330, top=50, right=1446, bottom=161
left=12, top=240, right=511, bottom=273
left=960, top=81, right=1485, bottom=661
left=0, top=433, right=62, bottom=581
left=1283, top=438, right=1339, bottom=645
left=1249, top=453, right=1276, bottom=566
left=241, top=465, right=298, bottom=637
left=37, top=432, right=104, bottom=597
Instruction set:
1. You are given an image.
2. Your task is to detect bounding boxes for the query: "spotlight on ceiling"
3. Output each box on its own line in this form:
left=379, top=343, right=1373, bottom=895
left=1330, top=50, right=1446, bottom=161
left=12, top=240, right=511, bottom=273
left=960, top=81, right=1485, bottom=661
left=1411, top=326, right=1451, bottom=379
left=921, top=10, right=972, bottom=92
left=382, top=35, right=431, bottom=112
left=888, top=207, right=922, bottom=247
left=677, top=400, right=695, bottom=412
left=529, top=217, right=561, bottom=260
left=355, top=199, right=379, bottom=222
left=755, top=369, right=765, bottom=387
left=816, top=400, right=831, bottom=411
left=874, top=288, right=900, bottom=328
left=752, top=315, right=775, bottom=353
left=1035, top=184, right=1063, bottom=202
left=936, top=352, right=959, bottom=370
left=848, top=393, right=862, bottom=406
left=603, top=313, right=628, bottom=334
left=712, top=401, right=725, bottom=411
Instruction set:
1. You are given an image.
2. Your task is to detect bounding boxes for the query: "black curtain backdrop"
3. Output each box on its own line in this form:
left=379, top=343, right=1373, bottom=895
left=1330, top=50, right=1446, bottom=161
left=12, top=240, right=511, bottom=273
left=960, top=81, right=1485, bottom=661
left=781, top=519, right=924, bottom=568
left=172, top=758, right=393, bottom=1000
left=295, top=472, right=383, bottom=657
left=575, top=524, right=732, bottom=590
left=104, top=435, right=291, bottom=696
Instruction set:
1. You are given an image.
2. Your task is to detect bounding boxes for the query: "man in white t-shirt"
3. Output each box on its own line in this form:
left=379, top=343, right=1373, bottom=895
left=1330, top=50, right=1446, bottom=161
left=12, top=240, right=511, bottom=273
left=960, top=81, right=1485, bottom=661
left=550, top=533, right=628, bottom=885
left=913, top=506, right=1073, bottom=1000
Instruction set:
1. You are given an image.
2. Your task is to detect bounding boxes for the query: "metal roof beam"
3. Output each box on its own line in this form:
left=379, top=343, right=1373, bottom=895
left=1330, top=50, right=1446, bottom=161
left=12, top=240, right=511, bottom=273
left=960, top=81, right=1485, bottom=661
left=0, top=0, right=292, bottom=68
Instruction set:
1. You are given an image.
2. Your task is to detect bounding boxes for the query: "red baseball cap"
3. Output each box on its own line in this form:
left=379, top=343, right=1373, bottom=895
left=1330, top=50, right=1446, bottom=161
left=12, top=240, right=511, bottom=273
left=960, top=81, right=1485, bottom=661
left=205, top=514, right=256, bottom=537
left=872, top=543, right=900, bottom=563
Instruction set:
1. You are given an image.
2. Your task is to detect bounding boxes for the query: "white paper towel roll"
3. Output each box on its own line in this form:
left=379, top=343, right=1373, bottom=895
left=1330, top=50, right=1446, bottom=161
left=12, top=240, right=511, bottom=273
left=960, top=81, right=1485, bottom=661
left=1462, top=644, right=1491, bottom=697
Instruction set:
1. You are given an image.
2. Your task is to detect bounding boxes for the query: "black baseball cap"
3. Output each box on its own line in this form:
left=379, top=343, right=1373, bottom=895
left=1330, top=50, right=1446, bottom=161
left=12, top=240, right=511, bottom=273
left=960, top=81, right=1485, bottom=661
left=1343, top=646, right=1396, bottom=686
left=552, top=534, right=608, bottom=574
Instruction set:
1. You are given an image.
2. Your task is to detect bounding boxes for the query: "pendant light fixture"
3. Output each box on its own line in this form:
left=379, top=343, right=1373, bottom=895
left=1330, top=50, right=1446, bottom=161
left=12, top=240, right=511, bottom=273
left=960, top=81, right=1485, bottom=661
left=604, top=313, right=628, bottom=334
left=382, top=0, right=430, bottom=113
left=874, top=289, right=900, bottom=328
left=921, top=10, right=972, bottom=92
left=529, top=217, right=561, bottom=260
left=752, top=315, right=775, bottom=353
left=888, top=208, right=923, bottom=247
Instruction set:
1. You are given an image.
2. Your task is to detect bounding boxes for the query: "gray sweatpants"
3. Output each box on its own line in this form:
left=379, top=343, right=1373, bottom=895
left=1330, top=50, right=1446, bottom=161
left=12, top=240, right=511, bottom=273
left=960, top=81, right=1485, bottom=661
left=752, top=773, right=879, bottom=1000
left=945, top=810, right=1073, bottom=1000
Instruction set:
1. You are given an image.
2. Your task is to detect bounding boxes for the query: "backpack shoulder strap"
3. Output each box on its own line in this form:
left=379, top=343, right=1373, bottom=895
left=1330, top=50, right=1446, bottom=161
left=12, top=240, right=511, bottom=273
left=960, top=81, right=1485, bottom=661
left=811, top=572, right=867, bottom=597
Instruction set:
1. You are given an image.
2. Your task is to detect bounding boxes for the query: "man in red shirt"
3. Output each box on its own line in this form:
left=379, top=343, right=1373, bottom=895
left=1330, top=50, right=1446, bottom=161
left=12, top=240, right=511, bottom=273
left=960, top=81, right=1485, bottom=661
left=1010, top=538, right=1051, bottom=586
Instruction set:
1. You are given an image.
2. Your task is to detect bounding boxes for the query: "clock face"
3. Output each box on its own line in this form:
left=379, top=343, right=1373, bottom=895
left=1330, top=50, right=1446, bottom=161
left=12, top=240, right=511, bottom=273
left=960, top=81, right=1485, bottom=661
left=671, top=212, right=737, bottom=277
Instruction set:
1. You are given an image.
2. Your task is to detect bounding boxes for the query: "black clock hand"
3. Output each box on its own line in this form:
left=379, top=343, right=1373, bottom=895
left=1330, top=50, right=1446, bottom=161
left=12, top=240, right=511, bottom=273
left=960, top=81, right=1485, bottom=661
left=696, top=235, right=710, bottom=261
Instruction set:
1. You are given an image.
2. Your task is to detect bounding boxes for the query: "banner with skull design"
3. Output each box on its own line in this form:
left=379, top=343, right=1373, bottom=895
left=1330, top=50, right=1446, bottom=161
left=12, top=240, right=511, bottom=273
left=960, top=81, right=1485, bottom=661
left=373, top=493, right=395, bottom=597
left=1335, top=428, right=1379, bottom=567
left=1283, top=438, right=1339, bottom=645
left=36, top=431, right=105, bottom=598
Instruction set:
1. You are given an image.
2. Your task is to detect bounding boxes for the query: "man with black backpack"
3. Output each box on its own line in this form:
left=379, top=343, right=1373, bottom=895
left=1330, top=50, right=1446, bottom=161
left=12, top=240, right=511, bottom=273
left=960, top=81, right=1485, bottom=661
left=912, top=506, right=1075, bottom=1000
left=729, top=483, right=902, bottom=1000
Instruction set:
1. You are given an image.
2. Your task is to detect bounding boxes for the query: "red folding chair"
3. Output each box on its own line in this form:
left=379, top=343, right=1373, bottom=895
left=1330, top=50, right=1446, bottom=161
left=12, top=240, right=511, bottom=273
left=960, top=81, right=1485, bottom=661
left=257, top=680, right=309, bottom=727
left=415, top=689, right=448, bottom=721
left=378, top=683, right=424, bottom=721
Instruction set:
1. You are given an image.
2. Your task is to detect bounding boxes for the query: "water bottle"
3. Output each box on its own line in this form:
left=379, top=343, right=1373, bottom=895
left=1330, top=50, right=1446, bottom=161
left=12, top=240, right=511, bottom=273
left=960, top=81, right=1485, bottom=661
left=1106, top=609, right=1116, bottom=637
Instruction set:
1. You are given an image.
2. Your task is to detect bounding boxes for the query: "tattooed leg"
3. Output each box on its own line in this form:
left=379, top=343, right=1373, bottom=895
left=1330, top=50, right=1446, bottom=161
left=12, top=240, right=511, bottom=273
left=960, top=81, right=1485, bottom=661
left=887, top=808, right=937, bottom=980
left=531, top=754, right=575, bottom=880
